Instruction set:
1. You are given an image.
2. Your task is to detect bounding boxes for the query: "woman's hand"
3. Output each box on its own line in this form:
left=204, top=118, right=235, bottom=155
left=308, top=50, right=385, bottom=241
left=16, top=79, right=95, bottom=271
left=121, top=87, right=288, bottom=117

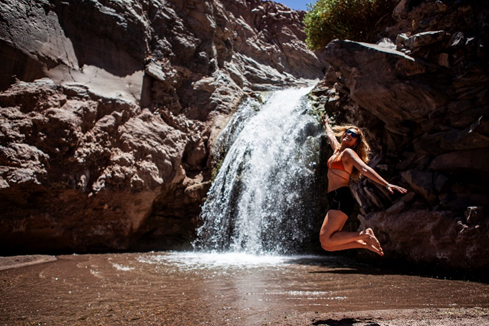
left=322, top=114, right=340, bottom=150
left=386, top=183, right=408, bottom=195
left=321, top=114, right=329, bottom=126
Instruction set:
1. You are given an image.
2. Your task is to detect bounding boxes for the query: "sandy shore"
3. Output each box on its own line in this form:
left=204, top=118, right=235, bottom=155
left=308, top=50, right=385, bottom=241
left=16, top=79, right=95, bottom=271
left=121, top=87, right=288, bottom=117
left=268, top=307, right=489, bottom=325
left=0, top=255, right=57, bottom=271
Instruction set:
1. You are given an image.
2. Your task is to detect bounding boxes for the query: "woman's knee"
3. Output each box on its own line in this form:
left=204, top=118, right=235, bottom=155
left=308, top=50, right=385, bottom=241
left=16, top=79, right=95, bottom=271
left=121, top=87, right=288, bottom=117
left=319, top=233, right=335, bottom=252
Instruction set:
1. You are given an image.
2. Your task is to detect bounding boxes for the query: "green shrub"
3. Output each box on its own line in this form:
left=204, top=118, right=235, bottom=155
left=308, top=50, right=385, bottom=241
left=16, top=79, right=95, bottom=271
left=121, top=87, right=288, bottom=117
left=304, top=0, right=394, bottom=50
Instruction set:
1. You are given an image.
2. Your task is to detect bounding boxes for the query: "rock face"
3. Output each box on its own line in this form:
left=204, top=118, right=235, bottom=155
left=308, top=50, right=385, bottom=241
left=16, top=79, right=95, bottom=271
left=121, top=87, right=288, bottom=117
left=311, top=0, right=489, bottom=270
left=0, top=0, right=327, bottom=254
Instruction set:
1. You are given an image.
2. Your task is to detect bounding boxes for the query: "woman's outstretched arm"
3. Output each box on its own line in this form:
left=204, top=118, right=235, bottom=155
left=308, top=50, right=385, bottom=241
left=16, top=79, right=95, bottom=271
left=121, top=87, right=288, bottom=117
left=343, top=148, right=407, bottom=194
left=321, top=115, right=340, bottom=151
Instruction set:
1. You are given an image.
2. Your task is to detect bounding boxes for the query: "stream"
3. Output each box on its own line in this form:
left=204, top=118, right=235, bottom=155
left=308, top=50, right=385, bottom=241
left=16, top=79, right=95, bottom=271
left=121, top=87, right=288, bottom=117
left=1, top=252, right=488, bottom=325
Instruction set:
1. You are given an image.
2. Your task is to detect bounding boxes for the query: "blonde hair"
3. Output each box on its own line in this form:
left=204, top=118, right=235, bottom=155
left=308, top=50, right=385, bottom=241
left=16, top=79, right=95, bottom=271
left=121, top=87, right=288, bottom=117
left=332, top=125, right=370, bottom=181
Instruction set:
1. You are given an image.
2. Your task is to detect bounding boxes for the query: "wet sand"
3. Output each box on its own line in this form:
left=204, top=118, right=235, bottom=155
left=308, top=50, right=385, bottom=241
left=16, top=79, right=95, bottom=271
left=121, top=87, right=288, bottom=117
left=1, top=252, right=488, bottom=325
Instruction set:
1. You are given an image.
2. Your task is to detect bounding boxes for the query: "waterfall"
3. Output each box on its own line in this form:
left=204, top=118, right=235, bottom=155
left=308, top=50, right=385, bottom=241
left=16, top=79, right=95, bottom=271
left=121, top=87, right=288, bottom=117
left=194, top=87, right=325, bottom=255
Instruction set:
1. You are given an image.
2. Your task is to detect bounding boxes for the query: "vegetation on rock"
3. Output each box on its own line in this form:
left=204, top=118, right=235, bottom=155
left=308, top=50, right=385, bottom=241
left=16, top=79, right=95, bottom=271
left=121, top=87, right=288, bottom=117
left=304, top=0, right=395, bottom=50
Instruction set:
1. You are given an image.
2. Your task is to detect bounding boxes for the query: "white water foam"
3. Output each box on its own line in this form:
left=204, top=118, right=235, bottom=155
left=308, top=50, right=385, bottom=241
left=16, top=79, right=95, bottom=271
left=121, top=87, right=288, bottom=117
left=137, top=252, right=324, bottom=270
left=195, top=87, right=324, bottom=255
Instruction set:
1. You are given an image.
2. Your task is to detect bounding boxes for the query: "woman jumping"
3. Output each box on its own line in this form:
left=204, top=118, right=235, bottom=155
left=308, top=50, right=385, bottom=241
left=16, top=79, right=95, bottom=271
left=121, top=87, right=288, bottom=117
left=320, top=115, right=407, bottom=256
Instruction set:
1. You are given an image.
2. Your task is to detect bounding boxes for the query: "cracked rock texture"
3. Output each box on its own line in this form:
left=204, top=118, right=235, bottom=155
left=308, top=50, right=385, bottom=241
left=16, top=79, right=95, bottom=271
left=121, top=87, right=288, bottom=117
left=0, top=0, right=327, bottom=254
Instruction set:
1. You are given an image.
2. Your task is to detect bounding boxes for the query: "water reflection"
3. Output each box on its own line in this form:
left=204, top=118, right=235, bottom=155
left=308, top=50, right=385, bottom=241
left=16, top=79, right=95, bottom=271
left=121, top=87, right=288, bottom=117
left=137, top=252, right=290, bottom=269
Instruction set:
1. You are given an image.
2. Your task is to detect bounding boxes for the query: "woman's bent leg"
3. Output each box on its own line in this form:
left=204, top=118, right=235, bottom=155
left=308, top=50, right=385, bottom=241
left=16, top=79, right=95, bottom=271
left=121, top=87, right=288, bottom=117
left=319, top=210, right=384, bottom=256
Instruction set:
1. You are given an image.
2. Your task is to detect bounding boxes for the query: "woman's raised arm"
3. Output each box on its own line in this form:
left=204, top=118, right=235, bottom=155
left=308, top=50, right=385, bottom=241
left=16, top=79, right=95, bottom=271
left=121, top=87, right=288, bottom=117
left=322, top=115, right=340, bottom=151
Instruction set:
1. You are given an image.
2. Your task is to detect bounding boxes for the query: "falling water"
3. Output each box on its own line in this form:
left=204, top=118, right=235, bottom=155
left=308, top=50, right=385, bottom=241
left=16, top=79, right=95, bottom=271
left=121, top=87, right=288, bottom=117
left=194, top=87, right=325, bottom=255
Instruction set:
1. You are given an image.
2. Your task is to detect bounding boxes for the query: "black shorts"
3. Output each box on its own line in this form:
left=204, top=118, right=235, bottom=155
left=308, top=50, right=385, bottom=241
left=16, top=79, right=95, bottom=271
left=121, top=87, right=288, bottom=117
left=327, top=187, right=356, bottom=216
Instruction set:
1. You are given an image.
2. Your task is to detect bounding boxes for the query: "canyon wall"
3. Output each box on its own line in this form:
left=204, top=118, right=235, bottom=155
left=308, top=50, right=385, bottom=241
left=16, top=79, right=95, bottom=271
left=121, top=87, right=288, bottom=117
left=310, top=0, right=489, bottom=271
left=0, top=0, right=327, bottom=254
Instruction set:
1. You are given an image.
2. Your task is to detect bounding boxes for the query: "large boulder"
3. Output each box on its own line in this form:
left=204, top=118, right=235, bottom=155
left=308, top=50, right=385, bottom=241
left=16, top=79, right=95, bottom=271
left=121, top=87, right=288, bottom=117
left=323, top=40, right=449, bottom=134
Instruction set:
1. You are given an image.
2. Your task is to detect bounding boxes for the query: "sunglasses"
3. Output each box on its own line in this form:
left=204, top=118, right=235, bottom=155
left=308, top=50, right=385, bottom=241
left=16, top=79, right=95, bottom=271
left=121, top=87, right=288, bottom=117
left=345, top=129, right=359, bottom=138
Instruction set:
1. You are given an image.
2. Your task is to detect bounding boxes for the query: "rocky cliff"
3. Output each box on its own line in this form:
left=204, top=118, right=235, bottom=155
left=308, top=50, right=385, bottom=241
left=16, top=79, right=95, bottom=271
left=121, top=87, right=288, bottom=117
left=0, top=0, right=327, bottom=254
left=2, top=0, right=487, bottom=273
left=310, top=0, right=489, bottom=271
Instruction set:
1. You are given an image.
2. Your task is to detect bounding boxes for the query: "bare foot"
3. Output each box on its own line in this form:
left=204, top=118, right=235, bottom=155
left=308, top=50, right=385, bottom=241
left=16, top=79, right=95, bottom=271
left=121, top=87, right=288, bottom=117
left=365, top=228, right=381, bottom=247
left=361, top=229, right=384, bottom=256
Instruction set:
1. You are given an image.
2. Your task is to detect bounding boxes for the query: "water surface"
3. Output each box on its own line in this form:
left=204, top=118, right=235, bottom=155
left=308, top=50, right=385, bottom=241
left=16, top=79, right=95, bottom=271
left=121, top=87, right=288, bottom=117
left=1, top=252, right=488, bottom=325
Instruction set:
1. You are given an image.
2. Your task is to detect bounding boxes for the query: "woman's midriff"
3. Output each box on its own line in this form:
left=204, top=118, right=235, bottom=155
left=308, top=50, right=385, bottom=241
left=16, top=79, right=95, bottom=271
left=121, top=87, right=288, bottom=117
left=327, top=170, right=350, bottom=193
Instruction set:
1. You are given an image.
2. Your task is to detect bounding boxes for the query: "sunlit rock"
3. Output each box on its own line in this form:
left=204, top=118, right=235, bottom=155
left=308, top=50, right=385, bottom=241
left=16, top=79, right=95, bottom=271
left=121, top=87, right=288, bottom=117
left=0, top=0, right=326, bottom=254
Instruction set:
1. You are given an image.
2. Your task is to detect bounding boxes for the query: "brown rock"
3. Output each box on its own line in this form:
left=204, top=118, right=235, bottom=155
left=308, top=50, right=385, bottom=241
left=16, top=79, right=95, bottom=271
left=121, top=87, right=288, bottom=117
left=465, top=206, right=484, bottom=225
left=315, top=0, right=489, bottom=271
left=396, top=30, right=451, bottom=51
left=0, top=0, right=327, bottom=254
left=323, top=39, right=448, bottom=133
left=429, top=149, right=489, bottom=182
left=401, top=170, right=436, bottom=204
left=362, top=209, right=489, bottom=270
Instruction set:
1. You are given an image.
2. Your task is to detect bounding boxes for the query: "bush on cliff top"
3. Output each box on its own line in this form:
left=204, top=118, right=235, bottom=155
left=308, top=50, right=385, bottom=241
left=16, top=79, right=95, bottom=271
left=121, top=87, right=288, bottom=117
left=304, top=0, right=395, bottom=50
